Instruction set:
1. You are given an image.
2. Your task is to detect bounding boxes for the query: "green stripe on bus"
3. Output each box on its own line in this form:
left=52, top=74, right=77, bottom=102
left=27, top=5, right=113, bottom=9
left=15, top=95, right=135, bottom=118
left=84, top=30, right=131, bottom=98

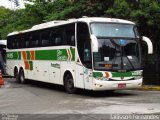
left=112, top=71, right=142, bottom=77
left=71, top=48, right=75, bottom=61
left=93, top=72, right=103, bottom=77
left=93, top=71, right=142, bottom=78
left=7, top=48, right=75, bottom=61
left=29, top=61, right=33, bottom=70
left=26, top=51, right=31, bottom=60
left=18, top=51, right=21, bottom=59
left=35, top=50, right=57, bottom=60
left=112, top=72, right=132, bottom=77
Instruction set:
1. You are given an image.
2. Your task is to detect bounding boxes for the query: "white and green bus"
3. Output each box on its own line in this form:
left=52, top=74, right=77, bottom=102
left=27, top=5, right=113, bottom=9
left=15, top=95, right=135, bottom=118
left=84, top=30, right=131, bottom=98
left=6, top=17, right=153, bottom=93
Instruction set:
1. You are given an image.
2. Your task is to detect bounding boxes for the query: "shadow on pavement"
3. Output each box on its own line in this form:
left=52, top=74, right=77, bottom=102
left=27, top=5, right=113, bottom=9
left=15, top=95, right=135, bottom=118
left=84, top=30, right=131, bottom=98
left=4, top=78, right=137, bottom=98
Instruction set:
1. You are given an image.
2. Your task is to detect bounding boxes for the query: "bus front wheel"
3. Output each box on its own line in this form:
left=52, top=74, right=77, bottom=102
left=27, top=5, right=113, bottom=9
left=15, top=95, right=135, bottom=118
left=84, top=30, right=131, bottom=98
left=64, top=74, right=76, bottom=94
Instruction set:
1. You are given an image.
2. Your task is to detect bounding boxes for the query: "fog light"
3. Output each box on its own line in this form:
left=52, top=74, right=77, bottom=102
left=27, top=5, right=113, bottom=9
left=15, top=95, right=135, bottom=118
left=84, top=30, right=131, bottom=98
left=95, top=84, right=103, bottom=87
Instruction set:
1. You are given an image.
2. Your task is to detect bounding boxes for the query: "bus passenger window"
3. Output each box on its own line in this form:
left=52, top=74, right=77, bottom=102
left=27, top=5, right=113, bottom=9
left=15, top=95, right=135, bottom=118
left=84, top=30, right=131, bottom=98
left=65, top=23, right=75, bottom=46
left=41, top=31, right=50, bottom=47
left=55, top=37, right=61, bottom=45
left=25, top=41, right=29, bottom=48
left=32, top=40, right=38, bottom=47
left=71, top=35, right=75, bottom=46
left=42, top=39, right=49, bottom=46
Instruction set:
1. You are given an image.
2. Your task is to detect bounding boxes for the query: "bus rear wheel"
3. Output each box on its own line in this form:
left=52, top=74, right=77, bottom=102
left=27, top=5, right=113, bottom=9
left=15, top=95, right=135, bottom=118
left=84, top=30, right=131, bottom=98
left=14, top=68, right=19, bottom=83
left=19, top=69, right=26, bottom=84
left=64, top=74, right=76, bottom=94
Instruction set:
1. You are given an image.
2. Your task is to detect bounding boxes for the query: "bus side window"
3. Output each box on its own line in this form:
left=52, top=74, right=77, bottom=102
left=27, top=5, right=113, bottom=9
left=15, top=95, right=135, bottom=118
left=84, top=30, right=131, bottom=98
left=71, top=35, right=75, bottom=46
left=24, top=34, right=30, bottom=48
left=12, top=38, right=16, bottom=49
left=7, top=37, right=12, bottom=49
left=51, top=27, right=63, bottom=46
left=15, top=38, right=20, bottom=48
left=31, top=32, right=39, bottom=47
left=50, top=32, right=56, bottom=46
left=41, top=31, right=50, bottom=47
left=19, top=36, right=24, bottom=48
left=65, top=23, right=75, bottom=46
left=55, top=37, right=61, bottom=45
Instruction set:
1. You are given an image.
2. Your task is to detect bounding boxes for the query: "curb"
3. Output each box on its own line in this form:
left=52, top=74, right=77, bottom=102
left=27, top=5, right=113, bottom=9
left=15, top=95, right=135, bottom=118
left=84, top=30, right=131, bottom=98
left=138, top=86, right=160, bottom=91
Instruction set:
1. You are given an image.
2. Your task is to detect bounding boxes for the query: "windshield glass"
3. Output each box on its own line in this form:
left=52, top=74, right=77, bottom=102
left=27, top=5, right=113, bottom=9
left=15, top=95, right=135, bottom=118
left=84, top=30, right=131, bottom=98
left=91, top=23, right=141, bottom=71
left=93, top=38, right=141, bottom=71
left=91, top=23, right=139, bottom=38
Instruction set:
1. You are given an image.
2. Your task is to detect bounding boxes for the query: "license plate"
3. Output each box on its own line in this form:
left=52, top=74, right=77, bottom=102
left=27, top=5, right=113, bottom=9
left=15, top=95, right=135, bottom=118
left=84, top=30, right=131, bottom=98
left=118, top=83, right=126, bottom=89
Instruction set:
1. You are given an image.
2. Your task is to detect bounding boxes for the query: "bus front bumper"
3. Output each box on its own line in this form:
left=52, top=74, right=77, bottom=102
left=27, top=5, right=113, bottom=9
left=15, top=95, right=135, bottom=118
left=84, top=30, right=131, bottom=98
left=93, top=79, right=143, bottom=91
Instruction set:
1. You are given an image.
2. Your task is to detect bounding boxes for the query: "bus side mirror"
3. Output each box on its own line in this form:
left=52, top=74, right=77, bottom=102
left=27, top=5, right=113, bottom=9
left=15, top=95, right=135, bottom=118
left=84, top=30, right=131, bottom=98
left=142, top=36, right=153, bottom=54
left=91, top=34, right=98, bottom=52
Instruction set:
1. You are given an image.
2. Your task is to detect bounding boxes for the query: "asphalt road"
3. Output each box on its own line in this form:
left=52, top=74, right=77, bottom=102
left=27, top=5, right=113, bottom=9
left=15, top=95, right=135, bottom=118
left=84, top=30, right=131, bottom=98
left=1, top=78, right=160, bottom=120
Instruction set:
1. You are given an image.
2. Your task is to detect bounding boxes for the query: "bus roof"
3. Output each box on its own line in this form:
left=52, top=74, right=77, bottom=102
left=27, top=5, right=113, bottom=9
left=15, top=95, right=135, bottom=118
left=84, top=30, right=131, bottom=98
left=8, top=17, right=135, bottom=36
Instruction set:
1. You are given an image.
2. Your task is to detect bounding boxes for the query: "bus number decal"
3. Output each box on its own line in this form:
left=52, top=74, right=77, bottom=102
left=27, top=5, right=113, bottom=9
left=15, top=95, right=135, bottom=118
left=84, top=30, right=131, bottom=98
left=132, top=71, right=142, bottom=76
left=7, top=53, right=13, bottom=59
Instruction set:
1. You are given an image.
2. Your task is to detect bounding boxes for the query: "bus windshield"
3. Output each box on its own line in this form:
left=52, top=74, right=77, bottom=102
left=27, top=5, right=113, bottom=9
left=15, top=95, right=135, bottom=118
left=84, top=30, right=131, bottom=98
left=90, top=23, right=141, bottom=71
left=90, top=23, right=139, bottom=38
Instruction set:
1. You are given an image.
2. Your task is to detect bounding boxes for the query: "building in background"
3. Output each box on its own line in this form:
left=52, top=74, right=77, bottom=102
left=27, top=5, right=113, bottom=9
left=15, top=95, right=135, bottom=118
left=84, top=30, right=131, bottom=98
left=0, top=0, right=30, bottom=10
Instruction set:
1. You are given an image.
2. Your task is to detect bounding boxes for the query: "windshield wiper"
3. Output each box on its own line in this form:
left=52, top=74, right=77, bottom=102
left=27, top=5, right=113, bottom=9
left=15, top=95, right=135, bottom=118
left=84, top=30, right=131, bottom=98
left=122, top=47, right=135, bottom=70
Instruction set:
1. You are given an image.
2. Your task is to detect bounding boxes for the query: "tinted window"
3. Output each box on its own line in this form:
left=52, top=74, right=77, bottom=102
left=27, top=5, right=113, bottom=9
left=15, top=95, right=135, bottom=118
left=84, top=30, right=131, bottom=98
left=7, top=23, right=76, bottom=49
left=31, top=32, right=40, bottom=47
left=77, top=22, right=92, bottom=69
left=41, top=30, right=51, bottom=47
left=66, top=24, right=75, bottom=46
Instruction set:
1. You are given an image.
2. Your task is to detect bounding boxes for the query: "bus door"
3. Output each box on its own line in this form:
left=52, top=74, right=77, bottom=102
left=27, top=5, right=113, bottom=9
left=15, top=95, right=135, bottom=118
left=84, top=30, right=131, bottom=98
left=76, top=22, right=93, bottom=89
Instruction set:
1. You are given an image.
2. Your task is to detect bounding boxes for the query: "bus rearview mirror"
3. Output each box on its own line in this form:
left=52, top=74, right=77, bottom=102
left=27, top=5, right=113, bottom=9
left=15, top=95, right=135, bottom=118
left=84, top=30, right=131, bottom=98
left=91, top=35, right=98, bottom=52
left=142, top=36, right=153, bottom=54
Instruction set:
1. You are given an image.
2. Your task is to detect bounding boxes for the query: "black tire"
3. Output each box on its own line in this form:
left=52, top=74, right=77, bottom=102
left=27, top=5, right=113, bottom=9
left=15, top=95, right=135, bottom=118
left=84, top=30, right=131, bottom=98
left=18, top=69, right=26, bottom=84
left=14, top=68, right=20, bottom=83
left=64, top=74, right=76, bottom=94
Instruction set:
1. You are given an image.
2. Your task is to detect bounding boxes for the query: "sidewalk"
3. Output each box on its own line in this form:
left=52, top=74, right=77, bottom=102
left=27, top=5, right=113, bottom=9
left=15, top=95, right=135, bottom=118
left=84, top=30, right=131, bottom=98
left=138, top=85, right=160, bottom=91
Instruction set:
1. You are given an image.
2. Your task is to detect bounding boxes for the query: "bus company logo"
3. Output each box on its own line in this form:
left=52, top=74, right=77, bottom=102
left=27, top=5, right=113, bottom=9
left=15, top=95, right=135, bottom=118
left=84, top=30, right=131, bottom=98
left=57, top=49, right=72, bottom=61
left=57, top=50, right=67, bottom=61
left=51, top=63, right=60, bottom=69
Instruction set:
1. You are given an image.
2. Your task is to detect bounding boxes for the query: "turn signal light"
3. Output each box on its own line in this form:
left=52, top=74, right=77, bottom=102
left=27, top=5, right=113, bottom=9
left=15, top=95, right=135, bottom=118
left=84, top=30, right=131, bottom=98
left=105, top=72, right=110, bottom=78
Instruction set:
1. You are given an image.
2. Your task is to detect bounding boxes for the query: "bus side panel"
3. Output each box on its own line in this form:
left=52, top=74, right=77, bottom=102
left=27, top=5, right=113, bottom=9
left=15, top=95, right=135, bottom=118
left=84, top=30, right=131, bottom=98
left=6, top=60, right=24, bottom=77
left=61, top=61, right=76, bottom=86
left=27, top=60, right=49, bottom=82
left=6, top=60, right=14, bottom=76
left=83, top=68, right=93, bottom=90
left=49, top=61, right=61, bottom=84
left=75, top=63, right=85, bottom=89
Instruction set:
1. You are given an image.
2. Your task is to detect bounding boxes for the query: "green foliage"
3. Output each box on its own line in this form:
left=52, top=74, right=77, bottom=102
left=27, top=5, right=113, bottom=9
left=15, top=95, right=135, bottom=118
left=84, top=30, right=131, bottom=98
left=104, top=0, right=131, bottom=19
